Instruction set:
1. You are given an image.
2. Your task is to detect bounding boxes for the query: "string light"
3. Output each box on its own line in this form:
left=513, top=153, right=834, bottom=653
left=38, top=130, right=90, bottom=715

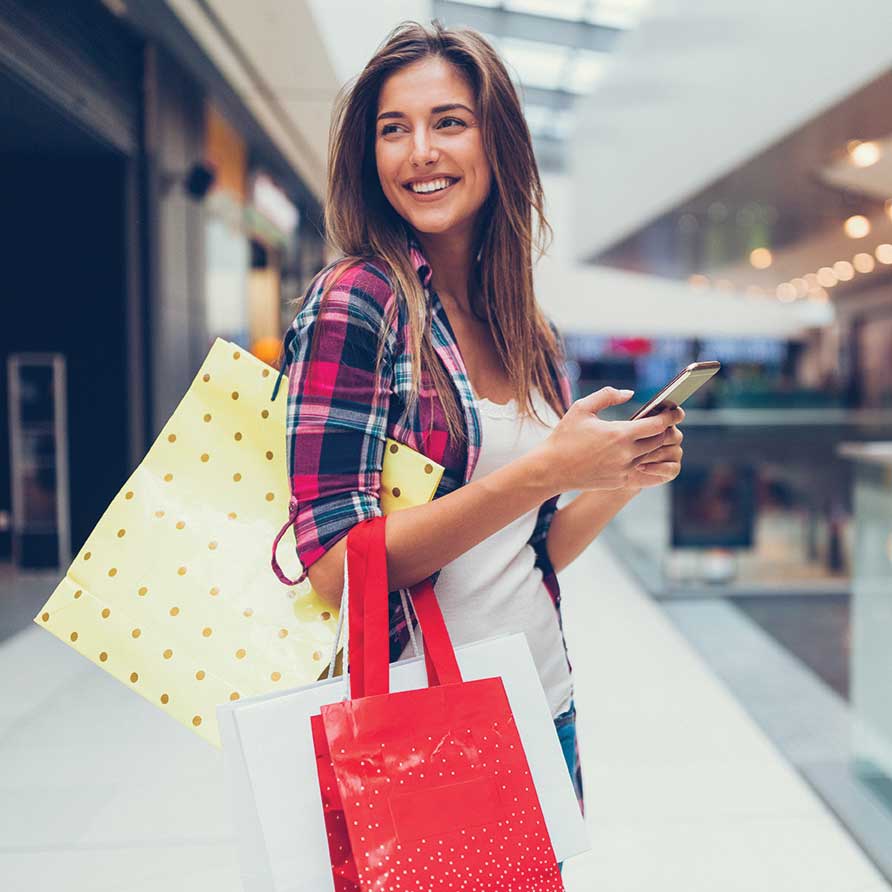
left=817, top=267, right=838, bottom=287
left=844, top=215, right=871, bottom=239
left=847, top=140, right=881, bottom=168
left=853, top=252, right=875, bottom=274
left=833, top=260, right=855, bottom=281
left=776, top=283, right=797, bottom=301
left=749, top=247, right=773, bottom=269
left=791, top=278, right=808, bottom=297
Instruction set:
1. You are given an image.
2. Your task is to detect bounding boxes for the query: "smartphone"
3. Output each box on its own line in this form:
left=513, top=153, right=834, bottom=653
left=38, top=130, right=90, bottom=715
left=628, top=361, right=721, bottom=420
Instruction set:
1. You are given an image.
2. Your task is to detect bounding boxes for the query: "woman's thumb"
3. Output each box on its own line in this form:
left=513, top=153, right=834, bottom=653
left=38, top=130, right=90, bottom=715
left=577, top=386, right=635, bottom=413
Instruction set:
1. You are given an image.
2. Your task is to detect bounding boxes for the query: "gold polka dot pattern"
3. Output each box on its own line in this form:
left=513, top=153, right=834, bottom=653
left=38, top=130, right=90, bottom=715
left=32, top=338, right=445, bottom=747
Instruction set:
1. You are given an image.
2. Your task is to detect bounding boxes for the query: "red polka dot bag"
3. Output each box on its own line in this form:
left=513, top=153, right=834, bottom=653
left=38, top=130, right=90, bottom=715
left=311, top=516, right=565, bottom=892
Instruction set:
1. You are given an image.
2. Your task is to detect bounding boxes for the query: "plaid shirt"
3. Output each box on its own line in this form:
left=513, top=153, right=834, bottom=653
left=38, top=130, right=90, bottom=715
left=271, top=232, right=574, bottom=662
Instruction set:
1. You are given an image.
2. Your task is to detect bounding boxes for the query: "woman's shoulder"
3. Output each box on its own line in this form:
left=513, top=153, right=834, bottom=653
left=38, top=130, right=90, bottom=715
left=300, top=255, right=398, bottom=320
left=282, top=255, right=404, bottom=371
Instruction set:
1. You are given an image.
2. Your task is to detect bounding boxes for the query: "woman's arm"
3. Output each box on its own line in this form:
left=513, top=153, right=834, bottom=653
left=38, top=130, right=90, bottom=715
left=310, top=447, right=559, bottom=602
left=544, top=486, right=641, bottom=576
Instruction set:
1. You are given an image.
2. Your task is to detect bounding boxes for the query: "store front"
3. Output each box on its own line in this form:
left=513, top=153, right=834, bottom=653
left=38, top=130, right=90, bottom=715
left=0, top=0, right=144, bottom=569
left=203, top=103, right=303, bottom=365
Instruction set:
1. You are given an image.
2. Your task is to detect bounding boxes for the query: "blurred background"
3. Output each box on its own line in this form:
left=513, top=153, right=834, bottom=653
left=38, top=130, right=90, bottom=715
left=2, top=1, right=892, bottom=890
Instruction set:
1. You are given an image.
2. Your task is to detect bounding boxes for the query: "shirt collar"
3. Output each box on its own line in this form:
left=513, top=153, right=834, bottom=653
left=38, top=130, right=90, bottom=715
left=405, top=230, right=433, bottom=289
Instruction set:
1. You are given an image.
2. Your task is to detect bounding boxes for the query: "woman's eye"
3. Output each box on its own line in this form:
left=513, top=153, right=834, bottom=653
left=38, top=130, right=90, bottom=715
left=381, top=124, right=402, bottom=136
left=438, top=117, right=465, bottom=129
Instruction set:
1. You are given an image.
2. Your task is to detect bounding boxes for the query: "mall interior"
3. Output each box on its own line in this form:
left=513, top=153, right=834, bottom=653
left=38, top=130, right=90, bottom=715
left=2, top=1, right=891, bottom=890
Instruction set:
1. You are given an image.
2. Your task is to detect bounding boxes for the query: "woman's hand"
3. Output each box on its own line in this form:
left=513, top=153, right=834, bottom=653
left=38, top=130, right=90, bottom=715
left=626, top=420, right=684, bottom=489
left=535, top=387, right=685, bottom=494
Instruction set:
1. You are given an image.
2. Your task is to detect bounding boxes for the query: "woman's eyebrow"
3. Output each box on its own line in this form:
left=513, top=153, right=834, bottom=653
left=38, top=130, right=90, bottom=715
left=376, top=102, right=474, bottom=121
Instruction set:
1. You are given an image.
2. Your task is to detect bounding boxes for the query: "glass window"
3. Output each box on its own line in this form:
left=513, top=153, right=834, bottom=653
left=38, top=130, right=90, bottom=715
left=586, top=0, right=649, bottom=29
left=523, top=103, right=553, bottom=136
left=505, top=0, right=588, bottom=20
left=500, top=37, right=572, bottom=92
left=568, top=50, right=607, bottom=93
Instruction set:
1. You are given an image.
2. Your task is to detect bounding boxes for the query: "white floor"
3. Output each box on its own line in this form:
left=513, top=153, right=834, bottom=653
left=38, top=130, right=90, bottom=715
left=559, top=541, right=889, bottom=892
left=0, top=539, right=888, bottom=892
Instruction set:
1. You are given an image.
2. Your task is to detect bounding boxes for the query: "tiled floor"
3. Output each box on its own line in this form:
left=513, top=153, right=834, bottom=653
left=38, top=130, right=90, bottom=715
left=1, top=540, right=889, bottom=891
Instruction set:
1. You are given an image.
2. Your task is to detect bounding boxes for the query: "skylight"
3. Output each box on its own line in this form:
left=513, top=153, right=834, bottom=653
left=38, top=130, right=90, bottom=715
left=504, top=0, right=589, bottom=21
left=500, top=37, right=572, bottom=93
left=434, top=0, right=648, bottom=168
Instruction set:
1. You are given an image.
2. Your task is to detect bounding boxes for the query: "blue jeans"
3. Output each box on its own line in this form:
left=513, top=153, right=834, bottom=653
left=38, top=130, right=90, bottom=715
left=553, top=700, right=581, bottom=873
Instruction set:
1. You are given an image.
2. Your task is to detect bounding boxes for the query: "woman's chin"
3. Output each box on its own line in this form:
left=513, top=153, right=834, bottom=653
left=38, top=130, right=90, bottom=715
left=404, top=209, right=471, bottom=236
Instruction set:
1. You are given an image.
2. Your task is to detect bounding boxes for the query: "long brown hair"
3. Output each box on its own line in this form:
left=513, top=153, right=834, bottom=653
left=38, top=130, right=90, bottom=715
left=302, top=19, right=566, bottom=442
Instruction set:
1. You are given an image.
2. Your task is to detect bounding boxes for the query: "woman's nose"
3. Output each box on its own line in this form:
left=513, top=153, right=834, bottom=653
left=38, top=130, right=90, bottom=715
left=410, top=132, right=439, bottom=167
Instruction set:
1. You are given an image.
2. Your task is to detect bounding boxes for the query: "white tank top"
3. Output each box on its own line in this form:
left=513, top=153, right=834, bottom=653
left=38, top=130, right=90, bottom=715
left=398, top=387, right=574, bottom=718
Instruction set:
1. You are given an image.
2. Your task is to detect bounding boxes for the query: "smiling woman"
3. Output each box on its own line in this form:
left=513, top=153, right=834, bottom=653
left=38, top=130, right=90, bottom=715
left=273, top=22, right=685, bottom=867
left=375, top=63, right=492, bottom=240
left=318, top=21, right=566, bottom=444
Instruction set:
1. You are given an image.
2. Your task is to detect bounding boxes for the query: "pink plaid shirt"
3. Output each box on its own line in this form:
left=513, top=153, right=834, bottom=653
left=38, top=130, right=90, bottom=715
left=271, top=230, right=574, bottom=662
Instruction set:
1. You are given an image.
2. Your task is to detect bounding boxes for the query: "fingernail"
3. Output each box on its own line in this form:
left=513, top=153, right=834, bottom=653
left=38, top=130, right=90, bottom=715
left=621, top=389, right=635, bottom=396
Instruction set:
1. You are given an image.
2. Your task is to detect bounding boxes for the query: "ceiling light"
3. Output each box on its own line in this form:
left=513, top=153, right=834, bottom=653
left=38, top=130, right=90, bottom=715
left=804, top=273, right=819, bottom=288
left=776, top=283, right=797, bottom=301
left=853, top=252, right=875, bottom=274
left=749, top=247, right=773, bottom=269
left=844, top=215, right=871, bottom=239
left=817, top=267, right=838, bottom=287
left=833, top=260, right=855, bottom=281
left=848, top=140, right=881, bottom=168
left=791, top=278, right=808, bottom=297
left=876, top=244, right=892, bottom=264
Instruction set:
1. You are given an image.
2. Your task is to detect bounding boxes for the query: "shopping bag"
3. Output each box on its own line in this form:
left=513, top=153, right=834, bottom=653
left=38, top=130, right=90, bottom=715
left=315, top=517, right=565, bottom=891
left=218, top=609, right=588, bottom=892
left=33, top=338, right=444, bottom=746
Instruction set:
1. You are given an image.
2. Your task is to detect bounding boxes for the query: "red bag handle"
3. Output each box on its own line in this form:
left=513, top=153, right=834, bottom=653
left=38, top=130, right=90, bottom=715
left=346, top=517, right=461, bottom=699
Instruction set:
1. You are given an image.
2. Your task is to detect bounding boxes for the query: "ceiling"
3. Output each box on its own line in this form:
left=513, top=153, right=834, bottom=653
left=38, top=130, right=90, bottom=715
left=571, top=0, right=892, bottom=269
left=594, top=66, right=892, bottom=305
left=433, top=0, right=648, bottom=169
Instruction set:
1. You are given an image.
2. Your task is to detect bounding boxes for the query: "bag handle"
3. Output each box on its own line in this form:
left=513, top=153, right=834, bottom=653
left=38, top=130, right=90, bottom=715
left=347, top=517, right=461, bottom=699
left=270, top=498, right=308, bottom=586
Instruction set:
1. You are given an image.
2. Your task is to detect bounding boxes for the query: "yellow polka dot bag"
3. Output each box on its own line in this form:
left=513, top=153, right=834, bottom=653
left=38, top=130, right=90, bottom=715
left=33, top=338, right=443, bottom=747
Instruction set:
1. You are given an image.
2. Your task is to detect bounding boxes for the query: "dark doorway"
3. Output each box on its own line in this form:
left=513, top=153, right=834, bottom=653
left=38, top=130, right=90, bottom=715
left=0, top=69, right=131, bottom=564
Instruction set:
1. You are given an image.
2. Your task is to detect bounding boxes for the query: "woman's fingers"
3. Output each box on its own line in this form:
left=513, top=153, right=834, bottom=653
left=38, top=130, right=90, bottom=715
left=631, top=431, right=668, bottom=459
left=637, top=445, right=683, bottom=465
left=634, top=461, right=680, bottom=479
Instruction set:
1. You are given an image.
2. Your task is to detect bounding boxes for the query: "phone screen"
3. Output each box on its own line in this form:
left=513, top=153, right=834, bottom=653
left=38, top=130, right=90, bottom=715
left=629, top=362, right=720, bottom=420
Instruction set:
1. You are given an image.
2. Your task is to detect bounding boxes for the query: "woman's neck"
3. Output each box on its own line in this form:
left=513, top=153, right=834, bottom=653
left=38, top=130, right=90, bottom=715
left=413, top=227, right=475, bottom=314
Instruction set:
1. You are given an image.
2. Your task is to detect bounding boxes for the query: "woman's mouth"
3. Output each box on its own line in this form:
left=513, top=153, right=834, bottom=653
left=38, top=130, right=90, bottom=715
left=403, top=177, right=460, bottom=201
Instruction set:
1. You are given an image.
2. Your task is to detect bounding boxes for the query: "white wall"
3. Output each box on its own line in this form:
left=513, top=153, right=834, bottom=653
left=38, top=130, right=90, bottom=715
left=536, top=173, right=833, bottom=337
left=572, top=0, right=892, bottom=260
left=308, top=1, right=432, bottom=84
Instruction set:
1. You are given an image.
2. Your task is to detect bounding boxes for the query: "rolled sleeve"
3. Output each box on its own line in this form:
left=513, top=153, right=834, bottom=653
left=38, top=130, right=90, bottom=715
left=284, top=262, right=396, bottom=571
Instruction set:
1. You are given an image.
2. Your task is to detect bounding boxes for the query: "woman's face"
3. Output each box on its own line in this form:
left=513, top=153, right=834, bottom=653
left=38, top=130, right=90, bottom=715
left=375, top=56, right=492, bottom=238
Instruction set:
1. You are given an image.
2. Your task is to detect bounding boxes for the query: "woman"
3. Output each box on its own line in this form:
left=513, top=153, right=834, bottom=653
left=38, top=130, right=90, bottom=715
left=272, top=20, right=685, bottom=813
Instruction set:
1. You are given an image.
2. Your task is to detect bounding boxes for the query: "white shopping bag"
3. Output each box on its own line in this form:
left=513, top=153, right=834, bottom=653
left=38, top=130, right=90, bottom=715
left=219, top=632, right=589, bottom=892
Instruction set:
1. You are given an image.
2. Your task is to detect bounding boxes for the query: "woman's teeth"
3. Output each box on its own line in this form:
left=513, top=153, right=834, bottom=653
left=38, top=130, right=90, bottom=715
left=408, top=178, right=456, bottom=194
